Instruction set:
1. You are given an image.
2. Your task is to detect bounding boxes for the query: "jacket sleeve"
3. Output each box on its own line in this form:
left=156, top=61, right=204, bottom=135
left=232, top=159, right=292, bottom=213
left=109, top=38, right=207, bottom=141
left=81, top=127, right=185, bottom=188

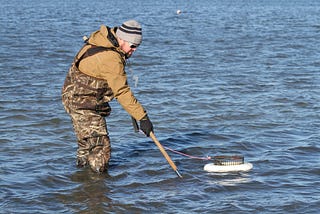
left=98, top=52, right=147, bottom=120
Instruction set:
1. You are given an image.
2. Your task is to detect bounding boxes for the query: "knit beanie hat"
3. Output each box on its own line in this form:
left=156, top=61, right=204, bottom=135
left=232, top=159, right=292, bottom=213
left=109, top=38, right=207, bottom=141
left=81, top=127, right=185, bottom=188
left=116, top=20, right=142, bottom=46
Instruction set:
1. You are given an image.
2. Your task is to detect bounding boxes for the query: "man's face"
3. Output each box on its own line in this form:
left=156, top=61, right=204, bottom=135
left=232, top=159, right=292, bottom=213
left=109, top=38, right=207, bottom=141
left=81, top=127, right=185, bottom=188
left=122, top=41, right=138, bottom=58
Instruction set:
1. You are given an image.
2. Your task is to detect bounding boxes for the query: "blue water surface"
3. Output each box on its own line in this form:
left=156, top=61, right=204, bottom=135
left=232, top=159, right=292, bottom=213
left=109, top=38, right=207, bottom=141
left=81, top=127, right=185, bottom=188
left=1, top=0, right=320, bottom=213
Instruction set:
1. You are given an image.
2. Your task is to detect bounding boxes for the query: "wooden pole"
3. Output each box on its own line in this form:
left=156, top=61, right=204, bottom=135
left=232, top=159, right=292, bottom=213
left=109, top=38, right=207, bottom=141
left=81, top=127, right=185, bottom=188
left=150, top=132, right=182, bottom=178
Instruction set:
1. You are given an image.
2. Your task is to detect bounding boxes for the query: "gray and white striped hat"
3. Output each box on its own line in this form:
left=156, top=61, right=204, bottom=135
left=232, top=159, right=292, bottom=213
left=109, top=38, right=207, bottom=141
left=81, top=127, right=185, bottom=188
left=116, top=20, right=142, bottom=46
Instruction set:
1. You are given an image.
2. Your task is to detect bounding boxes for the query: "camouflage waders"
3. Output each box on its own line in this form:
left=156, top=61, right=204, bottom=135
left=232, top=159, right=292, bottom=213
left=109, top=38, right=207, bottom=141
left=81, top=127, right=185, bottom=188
left=62, top=64, right=114, bottom=173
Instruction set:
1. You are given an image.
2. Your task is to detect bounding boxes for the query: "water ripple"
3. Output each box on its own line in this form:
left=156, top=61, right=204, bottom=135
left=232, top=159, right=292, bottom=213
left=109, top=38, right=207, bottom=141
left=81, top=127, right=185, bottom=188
left=1, top=0, right=320, bottom=213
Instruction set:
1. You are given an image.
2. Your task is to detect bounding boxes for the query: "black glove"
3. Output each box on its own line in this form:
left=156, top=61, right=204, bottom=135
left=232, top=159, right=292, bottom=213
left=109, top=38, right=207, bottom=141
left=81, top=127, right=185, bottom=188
left=140, top=115, right=153, bottom=137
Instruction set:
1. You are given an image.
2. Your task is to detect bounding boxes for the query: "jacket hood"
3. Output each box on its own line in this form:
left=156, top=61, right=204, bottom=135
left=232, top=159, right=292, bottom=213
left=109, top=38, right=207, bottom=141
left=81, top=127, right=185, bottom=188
left=88, top=25, right=120, bottom=48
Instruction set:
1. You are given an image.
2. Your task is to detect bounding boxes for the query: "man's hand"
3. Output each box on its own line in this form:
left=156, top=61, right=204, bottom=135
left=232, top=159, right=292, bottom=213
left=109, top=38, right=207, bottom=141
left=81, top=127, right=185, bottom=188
left=140, top=115, right=153, bottom=137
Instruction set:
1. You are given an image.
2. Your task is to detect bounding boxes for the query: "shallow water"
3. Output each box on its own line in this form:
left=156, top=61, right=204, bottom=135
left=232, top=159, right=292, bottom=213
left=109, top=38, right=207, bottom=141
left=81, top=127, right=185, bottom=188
left=1, top=0, right=320, bottom=213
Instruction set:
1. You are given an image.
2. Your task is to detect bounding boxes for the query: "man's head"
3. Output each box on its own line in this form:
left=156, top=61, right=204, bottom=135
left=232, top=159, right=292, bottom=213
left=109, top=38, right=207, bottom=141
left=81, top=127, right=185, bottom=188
left=116, top=20, right=142, bottom=58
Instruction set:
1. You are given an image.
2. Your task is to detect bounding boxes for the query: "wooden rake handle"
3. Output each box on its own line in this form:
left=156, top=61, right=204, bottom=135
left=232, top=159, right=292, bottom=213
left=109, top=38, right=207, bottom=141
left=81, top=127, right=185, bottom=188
left=149, top=132, right=182, bottom=178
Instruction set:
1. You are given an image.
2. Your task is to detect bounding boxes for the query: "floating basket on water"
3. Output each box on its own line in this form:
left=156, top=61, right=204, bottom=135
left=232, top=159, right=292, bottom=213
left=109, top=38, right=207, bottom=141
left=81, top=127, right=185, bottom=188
left=204, top=155, right=253, bottom=173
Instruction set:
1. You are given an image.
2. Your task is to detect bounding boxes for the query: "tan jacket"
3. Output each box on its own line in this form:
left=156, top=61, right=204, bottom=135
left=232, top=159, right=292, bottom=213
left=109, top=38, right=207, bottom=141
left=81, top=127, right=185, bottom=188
left=76, top=25, right=147, bottom=120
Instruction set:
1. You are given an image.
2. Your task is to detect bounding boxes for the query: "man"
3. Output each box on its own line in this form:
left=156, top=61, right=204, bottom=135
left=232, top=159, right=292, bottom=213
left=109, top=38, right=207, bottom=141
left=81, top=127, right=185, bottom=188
left=62, top=20, right=153, bottom=173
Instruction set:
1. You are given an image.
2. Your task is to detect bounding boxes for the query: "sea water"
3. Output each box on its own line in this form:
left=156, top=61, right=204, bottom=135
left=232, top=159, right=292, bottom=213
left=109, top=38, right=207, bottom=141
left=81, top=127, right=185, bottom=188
left=1, top=0, right=320, bottom=213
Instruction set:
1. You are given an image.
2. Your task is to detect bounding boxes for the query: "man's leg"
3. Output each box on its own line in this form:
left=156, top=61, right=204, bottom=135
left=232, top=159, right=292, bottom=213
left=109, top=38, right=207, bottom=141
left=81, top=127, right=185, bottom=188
left=70, top=109, right=111, bottom=173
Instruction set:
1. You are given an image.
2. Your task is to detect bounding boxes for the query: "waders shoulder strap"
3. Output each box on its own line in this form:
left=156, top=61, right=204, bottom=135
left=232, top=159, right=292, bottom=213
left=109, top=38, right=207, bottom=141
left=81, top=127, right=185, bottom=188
left=75, top=45, right=125, bottom=68
left=74, top=26, right=125, bottom=67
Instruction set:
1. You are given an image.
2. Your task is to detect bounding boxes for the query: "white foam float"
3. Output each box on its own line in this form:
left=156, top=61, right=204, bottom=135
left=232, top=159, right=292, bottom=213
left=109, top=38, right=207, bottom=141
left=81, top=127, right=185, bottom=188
left=204, top=162, right=253, bottom=173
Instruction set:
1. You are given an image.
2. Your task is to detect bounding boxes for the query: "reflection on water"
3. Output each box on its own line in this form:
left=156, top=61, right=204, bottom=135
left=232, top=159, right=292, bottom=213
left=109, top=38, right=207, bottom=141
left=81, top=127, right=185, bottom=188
left=57, top=169, right=112, bottom=213
left=207, top=173, right=253, bottom=187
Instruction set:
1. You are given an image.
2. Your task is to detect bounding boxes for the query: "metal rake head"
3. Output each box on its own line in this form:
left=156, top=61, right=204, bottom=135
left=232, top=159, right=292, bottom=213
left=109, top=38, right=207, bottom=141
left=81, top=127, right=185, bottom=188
left=213, top=155, right=244, bottom=166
